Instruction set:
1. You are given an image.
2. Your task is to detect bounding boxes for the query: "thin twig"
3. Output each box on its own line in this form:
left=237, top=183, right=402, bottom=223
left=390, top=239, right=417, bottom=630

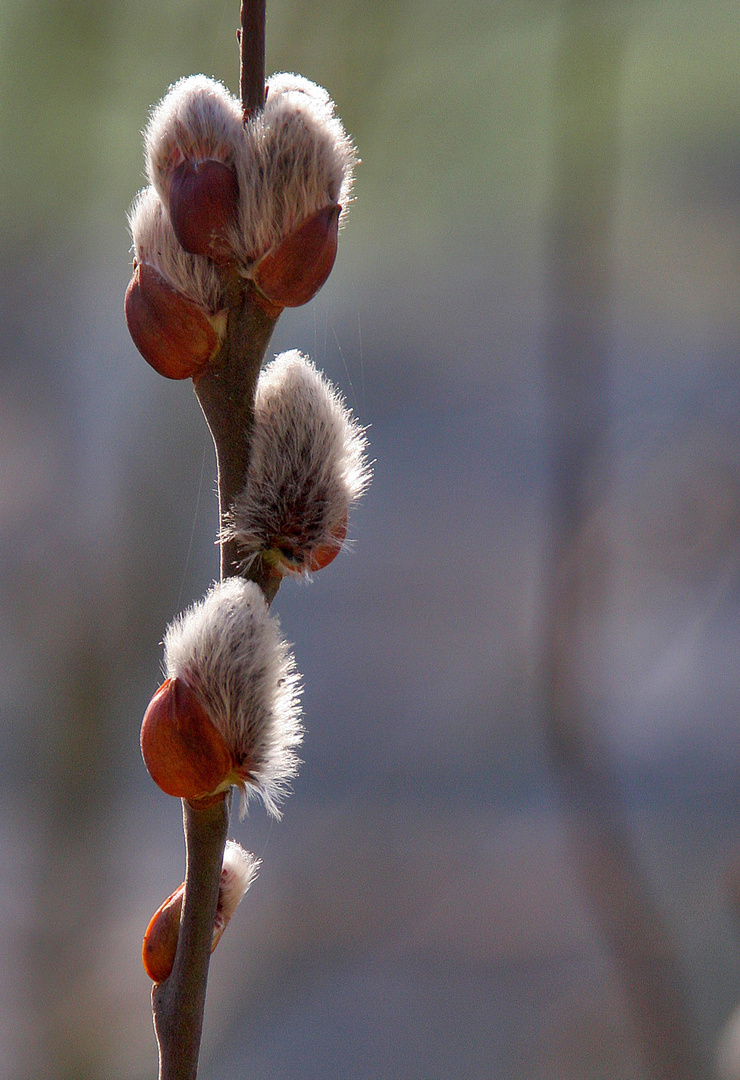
left=152, top=796, right=231, bottom=1080
left=194, top=287, right=279, bottom=580
left=150, top=4, right=276, bottom=1077
left=240, top=0, right=266, bottom=119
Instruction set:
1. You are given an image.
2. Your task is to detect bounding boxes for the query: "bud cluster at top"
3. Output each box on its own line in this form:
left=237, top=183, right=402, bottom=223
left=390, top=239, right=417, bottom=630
left=125, top=73, right=357, bottom=380
left=145, top=73, right=354, bottom=265
left=131, top=59, right=369, bottom=995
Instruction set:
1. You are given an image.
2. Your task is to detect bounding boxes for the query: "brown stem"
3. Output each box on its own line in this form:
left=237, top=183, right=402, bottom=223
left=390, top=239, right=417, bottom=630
left=150, top=7, right=276, bottom=1079
left=194, top=287, right=279, bottom=579
left=153, top=297, right=280, bottom=1080
left=153, top=291, right=280, bottom=1080
left=153, top=795, right=230, bottom=1080
left=240, top=0, right=266, bottom=119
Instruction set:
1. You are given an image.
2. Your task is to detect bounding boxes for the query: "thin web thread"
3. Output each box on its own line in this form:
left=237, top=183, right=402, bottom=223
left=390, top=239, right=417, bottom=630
left=177, top=436, right=210, bottom=612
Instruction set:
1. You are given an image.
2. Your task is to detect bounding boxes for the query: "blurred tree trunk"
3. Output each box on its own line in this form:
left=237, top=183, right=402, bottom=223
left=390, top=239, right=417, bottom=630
left=542, top=4, right=711, bottom=1078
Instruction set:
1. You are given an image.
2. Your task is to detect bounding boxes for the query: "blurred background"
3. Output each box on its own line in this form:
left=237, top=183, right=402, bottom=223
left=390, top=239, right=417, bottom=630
left=2, top=0, right=740, bottom=1077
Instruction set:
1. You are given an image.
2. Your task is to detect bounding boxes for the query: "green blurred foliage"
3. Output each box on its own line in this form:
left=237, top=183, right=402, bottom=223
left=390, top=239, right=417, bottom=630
left=1, top=0, right=739, bottom=284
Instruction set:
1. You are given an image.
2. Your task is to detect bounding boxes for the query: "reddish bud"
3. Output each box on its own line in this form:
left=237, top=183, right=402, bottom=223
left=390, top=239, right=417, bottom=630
left=253, top=203, right=340, bottom=309
left=140, top=677, right=234, bottom=800
left=267, top=510, right=350, bottom=577
left=143, top=880, right=229, bottom=983
left=125, top=261, right=224, bottom=379
left=142, top=884, right=184, bottom=983
left=168, top=158, right=239, bottom=263
left=307, top=510, right=349, bottom=571
left=142, top=840, right=258, bottom=983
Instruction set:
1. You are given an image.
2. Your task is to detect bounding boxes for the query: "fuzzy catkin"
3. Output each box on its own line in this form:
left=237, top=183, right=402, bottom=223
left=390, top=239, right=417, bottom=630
left=139, top=71, right=356, bottom=273
left=163, top=578, right=302, bottom=818
left=217, top=841, right=260, bottom=927
left=231, top=72, right=357, bottom=265
left=128, top=185, right=228, bottom=315
left=225, top=351, right=370, bottom=571
left=145, top=74, right=244, bottom=203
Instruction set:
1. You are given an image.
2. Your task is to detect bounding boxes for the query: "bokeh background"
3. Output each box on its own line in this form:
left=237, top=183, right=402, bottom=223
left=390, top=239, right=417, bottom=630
left=2, top=1, right=740, bottom=1077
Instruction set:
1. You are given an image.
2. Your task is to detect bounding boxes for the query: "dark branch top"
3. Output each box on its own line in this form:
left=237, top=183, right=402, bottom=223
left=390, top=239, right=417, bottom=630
left=240, top=0, right=266, bottom=118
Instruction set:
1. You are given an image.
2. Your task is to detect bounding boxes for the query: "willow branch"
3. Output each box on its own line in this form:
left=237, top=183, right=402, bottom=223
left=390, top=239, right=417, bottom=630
left=152, top=796, right=231, bottom=1080
left=150, top=5, right=277, bottom=1078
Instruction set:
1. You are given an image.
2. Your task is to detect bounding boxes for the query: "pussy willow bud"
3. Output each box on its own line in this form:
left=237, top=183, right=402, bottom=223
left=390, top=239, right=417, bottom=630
left=126, top=186, right=227, bottom=379
left=125, top=262, right=223, bottom=380
left=142, top=840, right=259, bottom=983
left=231, top=74, right=356, bottom=304
left=144, top=75, right=243, bottom=261
left=146, top=577, right=302, bottom=817
left=224, top=351, right=371, bottom=577
left=141, top=676, right=234, bottom=801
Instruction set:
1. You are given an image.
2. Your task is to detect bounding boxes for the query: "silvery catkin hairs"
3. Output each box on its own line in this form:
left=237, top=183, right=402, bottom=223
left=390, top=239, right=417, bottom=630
left=231, top=72, right=357, bottom=265
left=225, top=350, right=371, bottom=573
left=163, top=577, right=303, bottom=818
left=144, top=74, right=245, bottom=200
left=128, top=184, right=228, bottom=316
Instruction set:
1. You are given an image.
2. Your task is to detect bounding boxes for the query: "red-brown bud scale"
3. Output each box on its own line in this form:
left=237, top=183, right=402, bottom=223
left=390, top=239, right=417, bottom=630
left=124, top=261, right=224, bottom=380
left=253, top=203, right=340, bottom=309
left=142, top=884, right=184, bottom=984
left=140, top=677, right=235, bottom=800
left=168, top=158, right=239, bottom=263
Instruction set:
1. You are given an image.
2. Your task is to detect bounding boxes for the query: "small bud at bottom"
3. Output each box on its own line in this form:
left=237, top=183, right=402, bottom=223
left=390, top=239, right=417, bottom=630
left=142, top=841, right=258, bottom=983
left=142, top=885, right=184, bottom=984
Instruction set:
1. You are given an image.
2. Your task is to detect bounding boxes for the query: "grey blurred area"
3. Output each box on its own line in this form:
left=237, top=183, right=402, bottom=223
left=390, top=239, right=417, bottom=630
left=2, top=1, right=740, bottom=1077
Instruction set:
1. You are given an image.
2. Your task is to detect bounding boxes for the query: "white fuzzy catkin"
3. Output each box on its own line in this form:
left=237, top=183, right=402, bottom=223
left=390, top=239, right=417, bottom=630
left=225, top=351, right=371, bottom=572
left=231, top=72, right=357, bottom=265
left=137, top=72, right=355, bottom=278
left=144, top=74, right=244, bottom=204
left=128, top=185, right=227, bottom=315
left=216, top=840, right=260, bottom=930
left=163, top=577, right=303, bottom=818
